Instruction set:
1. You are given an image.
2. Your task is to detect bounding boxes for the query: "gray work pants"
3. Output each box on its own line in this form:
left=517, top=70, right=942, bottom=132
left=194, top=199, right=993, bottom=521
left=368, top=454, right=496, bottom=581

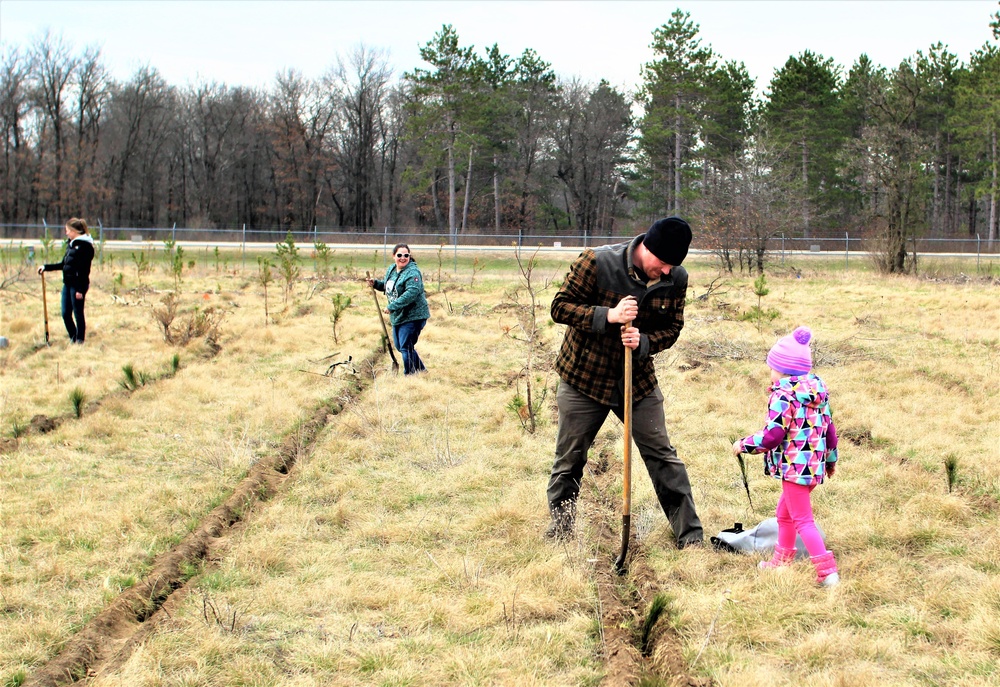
left=546, top=381, right=704, bottom=547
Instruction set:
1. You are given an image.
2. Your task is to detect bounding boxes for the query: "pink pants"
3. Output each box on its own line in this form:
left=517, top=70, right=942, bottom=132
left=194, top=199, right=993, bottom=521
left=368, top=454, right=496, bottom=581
left=776, top=480, right=827, bottom=556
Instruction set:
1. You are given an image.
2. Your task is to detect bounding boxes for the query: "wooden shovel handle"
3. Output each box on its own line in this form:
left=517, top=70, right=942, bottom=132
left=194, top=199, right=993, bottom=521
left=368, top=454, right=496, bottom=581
left=366, top=271, right=400, bottom=370
left=622, top=320, right=633, bottom=516
left=41, top=270, right=50, bottom=344
left=615, top=319, right=633, bottom=574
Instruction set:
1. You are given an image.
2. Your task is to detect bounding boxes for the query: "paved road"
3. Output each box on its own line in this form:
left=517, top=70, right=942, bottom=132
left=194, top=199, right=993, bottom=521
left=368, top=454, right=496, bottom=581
left=6, top=238, right=998, bottom=261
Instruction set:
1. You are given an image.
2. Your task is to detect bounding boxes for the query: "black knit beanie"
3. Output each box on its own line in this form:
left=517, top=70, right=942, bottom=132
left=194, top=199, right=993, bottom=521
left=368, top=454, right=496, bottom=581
left=642, top=216, right=692, bottom=265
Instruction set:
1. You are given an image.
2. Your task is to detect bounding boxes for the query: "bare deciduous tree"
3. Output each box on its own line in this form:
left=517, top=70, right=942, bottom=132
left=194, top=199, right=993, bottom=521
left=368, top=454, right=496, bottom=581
left=553, top=79, right=632, bottom=237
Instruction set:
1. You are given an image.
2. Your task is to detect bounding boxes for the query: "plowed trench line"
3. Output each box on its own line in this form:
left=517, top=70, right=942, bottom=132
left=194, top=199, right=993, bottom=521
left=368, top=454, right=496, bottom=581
left=24, top=351, right=383, bottom=687
left=583, top=464, right=702, bottom=687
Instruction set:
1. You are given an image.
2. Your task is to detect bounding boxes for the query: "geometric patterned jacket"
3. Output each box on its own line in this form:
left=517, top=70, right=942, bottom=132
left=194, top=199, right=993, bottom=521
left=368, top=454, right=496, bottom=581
left=737, top=373, right=839, bottom=486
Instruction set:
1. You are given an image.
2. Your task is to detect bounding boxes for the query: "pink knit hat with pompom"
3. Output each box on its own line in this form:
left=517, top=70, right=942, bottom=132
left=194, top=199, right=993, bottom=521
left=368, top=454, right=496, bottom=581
left=766, top=326, right=813, bottom=376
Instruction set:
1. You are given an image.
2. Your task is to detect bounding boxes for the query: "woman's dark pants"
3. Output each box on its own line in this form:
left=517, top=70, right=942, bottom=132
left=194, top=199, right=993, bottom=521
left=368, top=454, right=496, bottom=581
left=392, top=319, right=426, bottom=375
left=60, top=285, right=86, bottom=343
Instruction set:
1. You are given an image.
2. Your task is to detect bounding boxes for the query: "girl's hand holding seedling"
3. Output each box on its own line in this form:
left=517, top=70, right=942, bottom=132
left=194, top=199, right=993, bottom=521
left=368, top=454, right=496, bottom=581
left=731, top=439, right=743, bottom=456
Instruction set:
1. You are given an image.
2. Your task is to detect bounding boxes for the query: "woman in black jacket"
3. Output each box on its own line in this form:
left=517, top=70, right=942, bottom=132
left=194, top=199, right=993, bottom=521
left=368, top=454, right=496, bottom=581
left=37, top=217, right=95, bottom=344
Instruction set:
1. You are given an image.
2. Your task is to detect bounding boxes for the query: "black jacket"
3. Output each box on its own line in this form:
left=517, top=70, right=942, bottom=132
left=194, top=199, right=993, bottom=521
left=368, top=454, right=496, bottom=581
left=43, top=234, right=95, bottom=292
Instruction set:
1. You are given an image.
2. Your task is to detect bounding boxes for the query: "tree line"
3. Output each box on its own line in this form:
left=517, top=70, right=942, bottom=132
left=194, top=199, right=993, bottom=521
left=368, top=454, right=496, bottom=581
left=2, top=8, right=998, bottom=272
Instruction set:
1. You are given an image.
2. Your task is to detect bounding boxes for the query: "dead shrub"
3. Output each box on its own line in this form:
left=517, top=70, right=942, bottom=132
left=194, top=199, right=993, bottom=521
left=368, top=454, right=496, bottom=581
left=152, top=293, right=225, bottom=346
left=679, top=336, right=761, bottom=361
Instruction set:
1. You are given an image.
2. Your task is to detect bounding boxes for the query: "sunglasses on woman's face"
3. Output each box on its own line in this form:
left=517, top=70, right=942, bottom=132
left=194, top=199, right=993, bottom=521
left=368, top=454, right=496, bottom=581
left=396, top=253, right=410, bottom=258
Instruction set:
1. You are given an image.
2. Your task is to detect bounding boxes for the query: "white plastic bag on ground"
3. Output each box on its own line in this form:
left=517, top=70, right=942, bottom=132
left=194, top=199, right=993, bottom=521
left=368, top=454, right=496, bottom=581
left=710, top=518, right=824, bottom=560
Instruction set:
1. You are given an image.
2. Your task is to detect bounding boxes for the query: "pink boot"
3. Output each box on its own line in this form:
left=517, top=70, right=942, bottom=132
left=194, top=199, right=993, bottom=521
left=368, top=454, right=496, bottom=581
left=758, top=544, right=796, bottom=570
left=811, top=551, right=840, bottom=587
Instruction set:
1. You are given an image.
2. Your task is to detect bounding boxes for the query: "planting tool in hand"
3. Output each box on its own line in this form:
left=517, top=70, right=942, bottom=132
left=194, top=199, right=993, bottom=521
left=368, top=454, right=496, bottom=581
left=614, top=320, right=633, bottom=575
left=731, top=436, right=754, bottom=511
left=366, top=271, right=399, bottom=374
left=40, top=270, right=50, bottom=345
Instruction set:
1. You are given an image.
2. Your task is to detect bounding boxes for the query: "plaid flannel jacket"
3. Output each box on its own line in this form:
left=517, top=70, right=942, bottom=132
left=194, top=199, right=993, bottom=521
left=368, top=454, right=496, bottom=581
left=552, top=236, right=687, bottom=406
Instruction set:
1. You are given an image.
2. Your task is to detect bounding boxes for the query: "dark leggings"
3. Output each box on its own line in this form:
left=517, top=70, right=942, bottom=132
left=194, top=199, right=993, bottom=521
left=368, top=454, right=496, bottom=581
left=60, top=285, right=87, bottom=342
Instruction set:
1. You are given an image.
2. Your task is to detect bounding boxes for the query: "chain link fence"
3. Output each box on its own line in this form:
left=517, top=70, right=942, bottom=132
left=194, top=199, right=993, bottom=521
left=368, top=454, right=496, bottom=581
left=3, top=223, right=998, bottom=258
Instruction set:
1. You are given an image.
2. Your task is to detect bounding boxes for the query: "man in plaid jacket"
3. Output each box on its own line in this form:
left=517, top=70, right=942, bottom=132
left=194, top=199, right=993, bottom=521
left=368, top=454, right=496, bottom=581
left=545, top=217, right=704, bottom=549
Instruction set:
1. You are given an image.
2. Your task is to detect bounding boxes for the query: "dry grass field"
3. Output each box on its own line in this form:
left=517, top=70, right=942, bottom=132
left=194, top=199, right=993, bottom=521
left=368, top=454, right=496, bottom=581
left=1, top=244, right=998, bottom=686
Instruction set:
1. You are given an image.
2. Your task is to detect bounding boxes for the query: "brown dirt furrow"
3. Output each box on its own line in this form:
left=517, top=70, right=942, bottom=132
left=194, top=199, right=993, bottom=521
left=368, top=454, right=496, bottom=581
left=24, top=350, right=383, bottom=687
left=584, top=464, right=709, bottom=687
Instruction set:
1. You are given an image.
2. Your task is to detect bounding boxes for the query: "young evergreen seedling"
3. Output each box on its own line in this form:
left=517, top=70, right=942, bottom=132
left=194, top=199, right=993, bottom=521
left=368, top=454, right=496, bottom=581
left=945, top=454, right=959, bottom=493
left=69, top=387, right=86, bottom=418
left=257, top=257, right=274, bottom=326
left=330, top=293, right=351, bottom=343
left=731, top=435, right=754, bottom=511
left=639, top=593, right=673, bottom=656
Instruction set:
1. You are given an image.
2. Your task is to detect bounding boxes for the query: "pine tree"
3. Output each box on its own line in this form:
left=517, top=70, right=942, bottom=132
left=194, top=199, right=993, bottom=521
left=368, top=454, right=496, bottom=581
left=763, top=51, right=845, bottom=236
left=638, top=9, right=716, bottom=215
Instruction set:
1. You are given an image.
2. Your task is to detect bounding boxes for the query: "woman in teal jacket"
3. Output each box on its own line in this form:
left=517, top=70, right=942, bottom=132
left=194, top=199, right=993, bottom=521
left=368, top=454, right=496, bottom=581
left=366, top=243, right=430, bottom=374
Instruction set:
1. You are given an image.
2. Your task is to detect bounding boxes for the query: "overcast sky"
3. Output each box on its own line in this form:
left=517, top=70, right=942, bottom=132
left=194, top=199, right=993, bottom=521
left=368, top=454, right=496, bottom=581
left=1, top=1, right=997, bottom=95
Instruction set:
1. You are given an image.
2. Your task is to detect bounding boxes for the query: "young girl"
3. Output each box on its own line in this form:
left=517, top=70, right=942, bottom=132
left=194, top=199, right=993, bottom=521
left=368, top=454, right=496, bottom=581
left=732, top=326, right=840, bottom=587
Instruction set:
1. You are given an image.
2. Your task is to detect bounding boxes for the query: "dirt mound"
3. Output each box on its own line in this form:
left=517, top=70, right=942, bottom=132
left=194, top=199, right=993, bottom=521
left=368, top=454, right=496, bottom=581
left=30, top=414, right=59, bottom=433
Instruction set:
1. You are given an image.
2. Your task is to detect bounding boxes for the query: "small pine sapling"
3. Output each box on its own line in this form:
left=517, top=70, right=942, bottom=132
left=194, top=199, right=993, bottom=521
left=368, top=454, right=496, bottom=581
left=119, top=363, right=150, bottom=391
left=437, top=242, right=445, bottom=291
left=330, top=293, right=351, bottom=343
left=275, top=232, right=301, bottom=303
left=171, top=245, right=185, bottom=291
left=639, top=593, right=674, bottom=656
left=257, top=257, right=274, bottom=326
left=314, top=241, right=333, bottom=278
left=730, top=435, right=754, bottom=511
left=40, top=227, right=54, bottom=263
left=131, top=251, right=151, bottom=285
left=10, top=413, right=27, bottom=439
left=945, top=454, right=959, bottom=493
left=162, top=237, right=177, bottom=273
left=69, top=387, right=86, bottom=418
left=741, top=273, right=779, bottom=333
